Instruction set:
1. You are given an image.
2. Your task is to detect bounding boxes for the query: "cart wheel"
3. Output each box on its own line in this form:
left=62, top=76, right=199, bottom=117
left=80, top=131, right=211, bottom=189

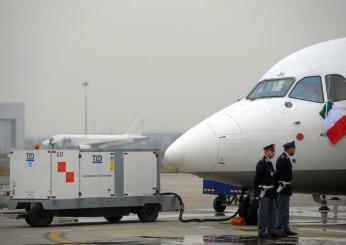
left=137, top=204, right=159, bottom=222
left=25, top=204, right=54, bottom=227
left=213, top=195, right=226, bottom=213
left=104, top=216, right=123, bottom=223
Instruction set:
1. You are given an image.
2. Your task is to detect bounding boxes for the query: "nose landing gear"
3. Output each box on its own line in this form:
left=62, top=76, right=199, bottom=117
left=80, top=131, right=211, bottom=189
left=238, top=194, right=258, bottom=225
left=213, top=190, right=258, bottom=225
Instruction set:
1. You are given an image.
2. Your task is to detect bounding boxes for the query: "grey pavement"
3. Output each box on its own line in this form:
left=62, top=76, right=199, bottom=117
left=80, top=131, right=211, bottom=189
left=0, top=174, right=346, bottom=245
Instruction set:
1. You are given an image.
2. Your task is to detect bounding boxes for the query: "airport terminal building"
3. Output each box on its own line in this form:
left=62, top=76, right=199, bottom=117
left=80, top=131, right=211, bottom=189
left=0, top=103, right=24, bottom=154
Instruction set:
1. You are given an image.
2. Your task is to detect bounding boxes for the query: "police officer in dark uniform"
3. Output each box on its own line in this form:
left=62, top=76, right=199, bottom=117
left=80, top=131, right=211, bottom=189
left=254, top=144, right=278, bottom=239
left=276, top=141, right=297, bottom=236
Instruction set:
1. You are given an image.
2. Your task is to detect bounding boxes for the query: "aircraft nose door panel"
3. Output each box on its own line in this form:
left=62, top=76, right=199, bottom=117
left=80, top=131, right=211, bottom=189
left=205, top=114, right=246, bottom=171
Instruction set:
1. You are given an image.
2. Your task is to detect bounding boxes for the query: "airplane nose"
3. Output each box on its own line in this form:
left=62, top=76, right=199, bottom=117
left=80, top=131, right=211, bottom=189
left=164, top=123, right=218, bottom=172
left=164, top=140, right=184, bottom=169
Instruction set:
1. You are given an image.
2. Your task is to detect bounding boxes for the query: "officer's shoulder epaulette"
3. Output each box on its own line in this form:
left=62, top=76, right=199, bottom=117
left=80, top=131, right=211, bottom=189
left=280, top=153, right=289, bottom=160
left=260, top=156, right=267, bottom=162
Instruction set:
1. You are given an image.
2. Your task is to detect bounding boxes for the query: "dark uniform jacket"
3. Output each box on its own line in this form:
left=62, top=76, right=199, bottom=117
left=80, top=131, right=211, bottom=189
left=253, top=156, right=276, bottom=199
left=275, top=152, right=293, bottom=196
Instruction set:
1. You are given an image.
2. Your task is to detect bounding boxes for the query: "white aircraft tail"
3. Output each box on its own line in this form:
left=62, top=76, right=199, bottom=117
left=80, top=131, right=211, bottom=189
left=126, top=117, right=145, bottom=135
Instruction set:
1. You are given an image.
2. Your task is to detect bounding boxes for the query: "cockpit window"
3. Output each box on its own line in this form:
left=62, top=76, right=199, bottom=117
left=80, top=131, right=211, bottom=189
left=247, top=78, right=294, bottom=100
left=289, top=76, right=324, bottom=103
left=326, top=74, right=346, bottom=102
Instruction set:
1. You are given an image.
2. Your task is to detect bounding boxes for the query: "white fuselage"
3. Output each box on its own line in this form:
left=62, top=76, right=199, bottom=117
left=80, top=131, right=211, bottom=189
left=43, top=134, right=148, bottom=149
left=165, top=38, right=346, bottom=195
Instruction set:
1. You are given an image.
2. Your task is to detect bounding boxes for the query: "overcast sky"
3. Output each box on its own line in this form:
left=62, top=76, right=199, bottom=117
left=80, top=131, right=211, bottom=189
left=1, top=0, right=346, bottom=138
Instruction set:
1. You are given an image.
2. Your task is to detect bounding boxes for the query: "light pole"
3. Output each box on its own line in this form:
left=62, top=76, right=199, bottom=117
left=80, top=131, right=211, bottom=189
left=82, top=82, right=89, bottom=134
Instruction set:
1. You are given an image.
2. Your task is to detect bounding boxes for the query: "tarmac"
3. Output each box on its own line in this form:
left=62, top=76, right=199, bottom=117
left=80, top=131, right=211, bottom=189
left=1, top=174, right=346, bottom=245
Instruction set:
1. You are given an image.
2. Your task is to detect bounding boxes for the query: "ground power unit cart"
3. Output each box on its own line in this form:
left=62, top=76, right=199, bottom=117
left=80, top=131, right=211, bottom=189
left=8, top=149, right=179, bottom=227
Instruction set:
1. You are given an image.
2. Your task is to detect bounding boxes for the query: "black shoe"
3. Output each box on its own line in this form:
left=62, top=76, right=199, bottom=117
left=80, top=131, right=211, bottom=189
left=277, top=231, right=288, bottom=238
left=268, top=233, right=280, bottom=239
left=286, top=230, right=298, bottom=236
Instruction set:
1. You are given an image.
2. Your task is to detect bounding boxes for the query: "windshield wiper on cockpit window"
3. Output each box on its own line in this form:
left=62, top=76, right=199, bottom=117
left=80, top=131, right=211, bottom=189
left=248, top=95, right=282, bottom=101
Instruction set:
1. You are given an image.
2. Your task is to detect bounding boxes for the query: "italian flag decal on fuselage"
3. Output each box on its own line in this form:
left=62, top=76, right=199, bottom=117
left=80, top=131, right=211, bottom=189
left=320, top=100, right=346, bottom=144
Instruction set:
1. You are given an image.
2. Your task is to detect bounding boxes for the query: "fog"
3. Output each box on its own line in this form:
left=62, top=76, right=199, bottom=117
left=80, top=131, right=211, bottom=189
left=1, top=0, right=346, bottom=137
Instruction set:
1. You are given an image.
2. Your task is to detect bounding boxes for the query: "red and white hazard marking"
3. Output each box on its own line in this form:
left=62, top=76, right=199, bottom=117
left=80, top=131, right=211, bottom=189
left=57, top=161, right=75, bottom=183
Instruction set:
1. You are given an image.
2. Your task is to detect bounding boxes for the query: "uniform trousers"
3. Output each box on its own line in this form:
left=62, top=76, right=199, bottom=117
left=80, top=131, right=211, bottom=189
left=258, top=196, right=277, bottom=235
left=277, top=194, right=290, bottom=233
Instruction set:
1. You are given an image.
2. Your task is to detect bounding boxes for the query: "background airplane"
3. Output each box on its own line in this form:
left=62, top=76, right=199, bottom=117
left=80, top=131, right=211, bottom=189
left=42, top=118, right=148, bottom=149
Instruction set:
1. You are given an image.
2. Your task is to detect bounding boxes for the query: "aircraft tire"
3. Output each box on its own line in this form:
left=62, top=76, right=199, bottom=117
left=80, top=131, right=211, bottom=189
left=245, top=199, right=258, bottom=225
left=213, top=195, right=226, bottom=213
left=238, top=196, right=258, bottom=225
left=238, top=196, right=250, bottom=219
